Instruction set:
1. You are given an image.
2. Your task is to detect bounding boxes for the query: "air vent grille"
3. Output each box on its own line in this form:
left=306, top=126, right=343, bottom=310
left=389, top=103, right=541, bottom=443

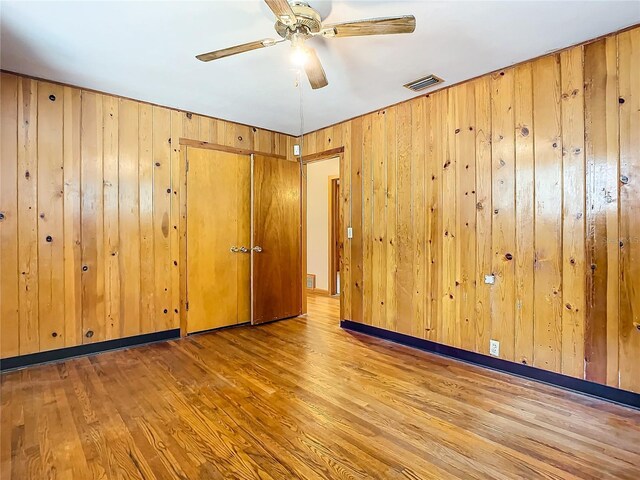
left=404, top=74, right=444, bottom=92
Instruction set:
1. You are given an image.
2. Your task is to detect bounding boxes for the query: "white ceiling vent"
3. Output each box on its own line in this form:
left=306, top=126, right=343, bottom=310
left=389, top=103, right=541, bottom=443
left=404, top=74, right=444, bottom=92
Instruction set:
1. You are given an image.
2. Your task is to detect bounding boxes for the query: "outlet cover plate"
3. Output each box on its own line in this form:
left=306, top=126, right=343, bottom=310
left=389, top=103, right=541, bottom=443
left=484, top=274, right=495, bottom=285
left=489, top=339, right=500, bottom=357
left=347, top=227, right=353, bottom=239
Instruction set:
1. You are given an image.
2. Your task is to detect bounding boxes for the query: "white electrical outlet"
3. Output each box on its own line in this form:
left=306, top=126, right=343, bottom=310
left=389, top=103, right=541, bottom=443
left=293, top=144, right=301, bottom=156
left=484, top=274, right=495, bottom=285
left=347, top=227, right=353, bottom=239
left=489, top=339, right=500, bottom=357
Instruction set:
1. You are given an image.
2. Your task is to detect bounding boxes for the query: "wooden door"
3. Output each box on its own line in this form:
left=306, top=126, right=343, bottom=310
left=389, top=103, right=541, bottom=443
left=252, top=155, right=302, bottom=324
left=186, top=147, right=250, bottom=333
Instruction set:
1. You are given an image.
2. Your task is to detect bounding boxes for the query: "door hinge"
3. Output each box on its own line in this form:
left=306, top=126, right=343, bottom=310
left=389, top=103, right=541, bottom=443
left=186, top=159, right=189, bottom=173
left=186, top=301, right=189, bottom=311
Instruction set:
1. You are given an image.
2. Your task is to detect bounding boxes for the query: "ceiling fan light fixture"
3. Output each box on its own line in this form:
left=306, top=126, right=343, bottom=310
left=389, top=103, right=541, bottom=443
left=290, top=45, right=309, bottom=66
left=289, top=33, right=309, bottom=66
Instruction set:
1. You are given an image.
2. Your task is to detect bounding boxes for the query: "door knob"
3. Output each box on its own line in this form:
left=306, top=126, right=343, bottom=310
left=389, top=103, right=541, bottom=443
left=252, top=246, right=263, bottom=253
left=239, top=246, right=249, bottom=253
left=230, top=246, right=239, bottom=253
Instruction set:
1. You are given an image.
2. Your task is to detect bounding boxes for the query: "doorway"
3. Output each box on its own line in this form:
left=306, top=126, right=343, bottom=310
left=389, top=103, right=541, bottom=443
left=304, top=156, right=340, bottom=299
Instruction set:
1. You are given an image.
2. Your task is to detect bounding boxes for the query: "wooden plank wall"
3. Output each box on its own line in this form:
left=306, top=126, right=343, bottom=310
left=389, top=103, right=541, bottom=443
left=0, top=73, right=294, bottom=358
left=302, top=26, right=640, bottom=393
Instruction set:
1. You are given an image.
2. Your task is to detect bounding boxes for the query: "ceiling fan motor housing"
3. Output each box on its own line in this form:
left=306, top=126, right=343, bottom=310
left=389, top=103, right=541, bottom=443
left=275, top=2, right=322, bottom=38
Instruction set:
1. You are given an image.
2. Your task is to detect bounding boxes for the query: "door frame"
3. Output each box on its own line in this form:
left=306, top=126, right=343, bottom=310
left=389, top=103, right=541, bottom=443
left=301, top=147, right=345, bottom=313
left=177, top=139, right=288, bottom=336
left=328, top=176, right=340, bottom=296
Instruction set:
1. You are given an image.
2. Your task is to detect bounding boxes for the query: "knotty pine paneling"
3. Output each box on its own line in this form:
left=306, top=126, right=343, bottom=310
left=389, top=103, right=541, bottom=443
left=428, top=93, right=446, bottom=344
left=0, top=74, right=19, bottom=357
left=411, top=99, right=427, bottom=341
left=0, top=73, right=295, bottom=358
left=80, top=91, right=105, bottom=344
left=349, top=117, right=364, bottom=325
left=340, top=121, right=352, bottom=323
left=532, top=54, right=563, bottom=372
left=454, top=83, right=477, bottom=352
left=37, top=82, right=65, bottom=352
left=303, top=25, right=640, bottom=393
left=62, top=86, right=82, bottom=348
left=560, top=46, right=586, bottom=379
left=473, top=76, right=492, bottom=356
left=490, top=68, right=517, bottom=363
left=119, top=99, right=141, bottom=339
left=139, top=104, right=156, bottom=334
left=152, top=106, right=172, bottom=332
left=17, top=78, right=39, bottom=355
left=103, top=95, right=120, bottom=340
left=618, top=28, right=640, bottom=393
left=513, top=63, right=535, bottom=366
left=395, top=102, right=412, bottom=336
left=584, top=37, right=620, bottom=386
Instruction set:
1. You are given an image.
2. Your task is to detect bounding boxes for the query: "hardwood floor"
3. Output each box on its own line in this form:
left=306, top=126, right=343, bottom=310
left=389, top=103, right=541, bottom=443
left=1, top=295, right=639, bottom=479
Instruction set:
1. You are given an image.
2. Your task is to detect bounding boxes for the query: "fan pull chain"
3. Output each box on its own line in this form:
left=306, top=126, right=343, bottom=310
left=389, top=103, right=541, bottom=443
left=298, top=69, right=306, bottom=180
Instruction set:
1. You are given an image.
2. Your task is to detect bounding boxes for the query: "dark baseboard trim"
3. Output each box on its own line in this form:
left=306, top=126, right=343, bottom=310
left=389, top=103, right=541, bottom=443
left=341, top=320, right=640, bottom=409
left=0, top=329, right=180, bottom=372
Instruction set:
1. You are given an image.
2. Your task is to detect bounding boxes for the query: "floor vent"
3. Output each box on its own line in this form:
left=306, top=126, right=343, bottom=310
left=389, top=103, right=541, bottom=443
left=404, top=74, right=444, bottom=92
left=306, top=274, right=316, bottom=289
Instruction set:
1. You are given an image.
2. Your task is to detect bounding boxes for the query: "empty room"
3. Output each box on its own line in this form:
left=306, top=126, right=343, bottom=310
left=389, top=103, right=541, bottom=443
left=1, top=1, right=639, bottom=478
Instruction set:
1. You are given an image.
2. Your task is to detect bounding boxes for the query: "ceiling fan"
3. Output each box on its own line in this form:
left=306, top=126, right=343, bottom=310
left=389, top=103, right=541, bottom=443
left=196, top=0, right=416, bottom=90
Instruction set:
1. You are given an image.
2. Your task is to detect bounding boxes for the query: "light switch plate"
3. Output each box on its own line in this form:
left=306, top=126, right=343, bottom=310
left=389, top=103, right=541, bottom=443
left=293, top=144, right=301, bottom=156
left=347, top=227, right=353, bottom=239
left=484, top=274, right=495, bottom=285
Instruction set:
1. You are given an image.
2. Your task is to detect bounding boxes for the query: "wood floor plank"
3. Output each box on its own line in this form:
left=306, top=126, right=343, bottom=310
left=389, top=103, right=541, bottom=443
left=1, top=295, right=639, bottom=479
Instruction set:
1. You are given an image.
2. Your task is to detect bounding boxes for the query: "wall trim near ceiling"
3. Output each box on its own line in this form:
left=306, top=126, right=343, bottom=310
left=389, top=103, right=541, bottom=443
left=0, top=329, right=180, bottom=372
left=304, top=21, right=640, bottom=136
left=340, top=320, right=640, bottom=410
left=0, top=68, right=294, bottom=138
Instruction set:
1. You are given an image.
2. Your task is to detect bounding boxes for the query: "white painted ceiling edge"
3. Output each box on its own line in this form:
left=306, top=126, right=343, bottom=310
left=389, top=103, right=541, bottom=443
left=1, top=1, right=638, bottom=135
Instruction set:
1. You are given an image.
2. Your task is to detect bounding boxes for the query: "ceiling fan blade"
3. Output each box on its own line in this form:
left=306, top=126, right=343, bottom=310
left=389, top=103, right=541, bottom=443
left=322, top=15, right=416, bottom=38
left=196, top=38, right=277, bottom=62
left=304, top=48, right=328, bottom=90
left=265, top=0, right=297, bottom=26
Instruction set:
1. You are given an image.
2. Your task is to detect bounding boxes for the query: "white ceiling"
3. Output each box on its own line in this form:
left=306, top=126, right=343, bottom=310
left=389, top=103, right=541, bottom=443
left=1, top=1, right=638, bottom=135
